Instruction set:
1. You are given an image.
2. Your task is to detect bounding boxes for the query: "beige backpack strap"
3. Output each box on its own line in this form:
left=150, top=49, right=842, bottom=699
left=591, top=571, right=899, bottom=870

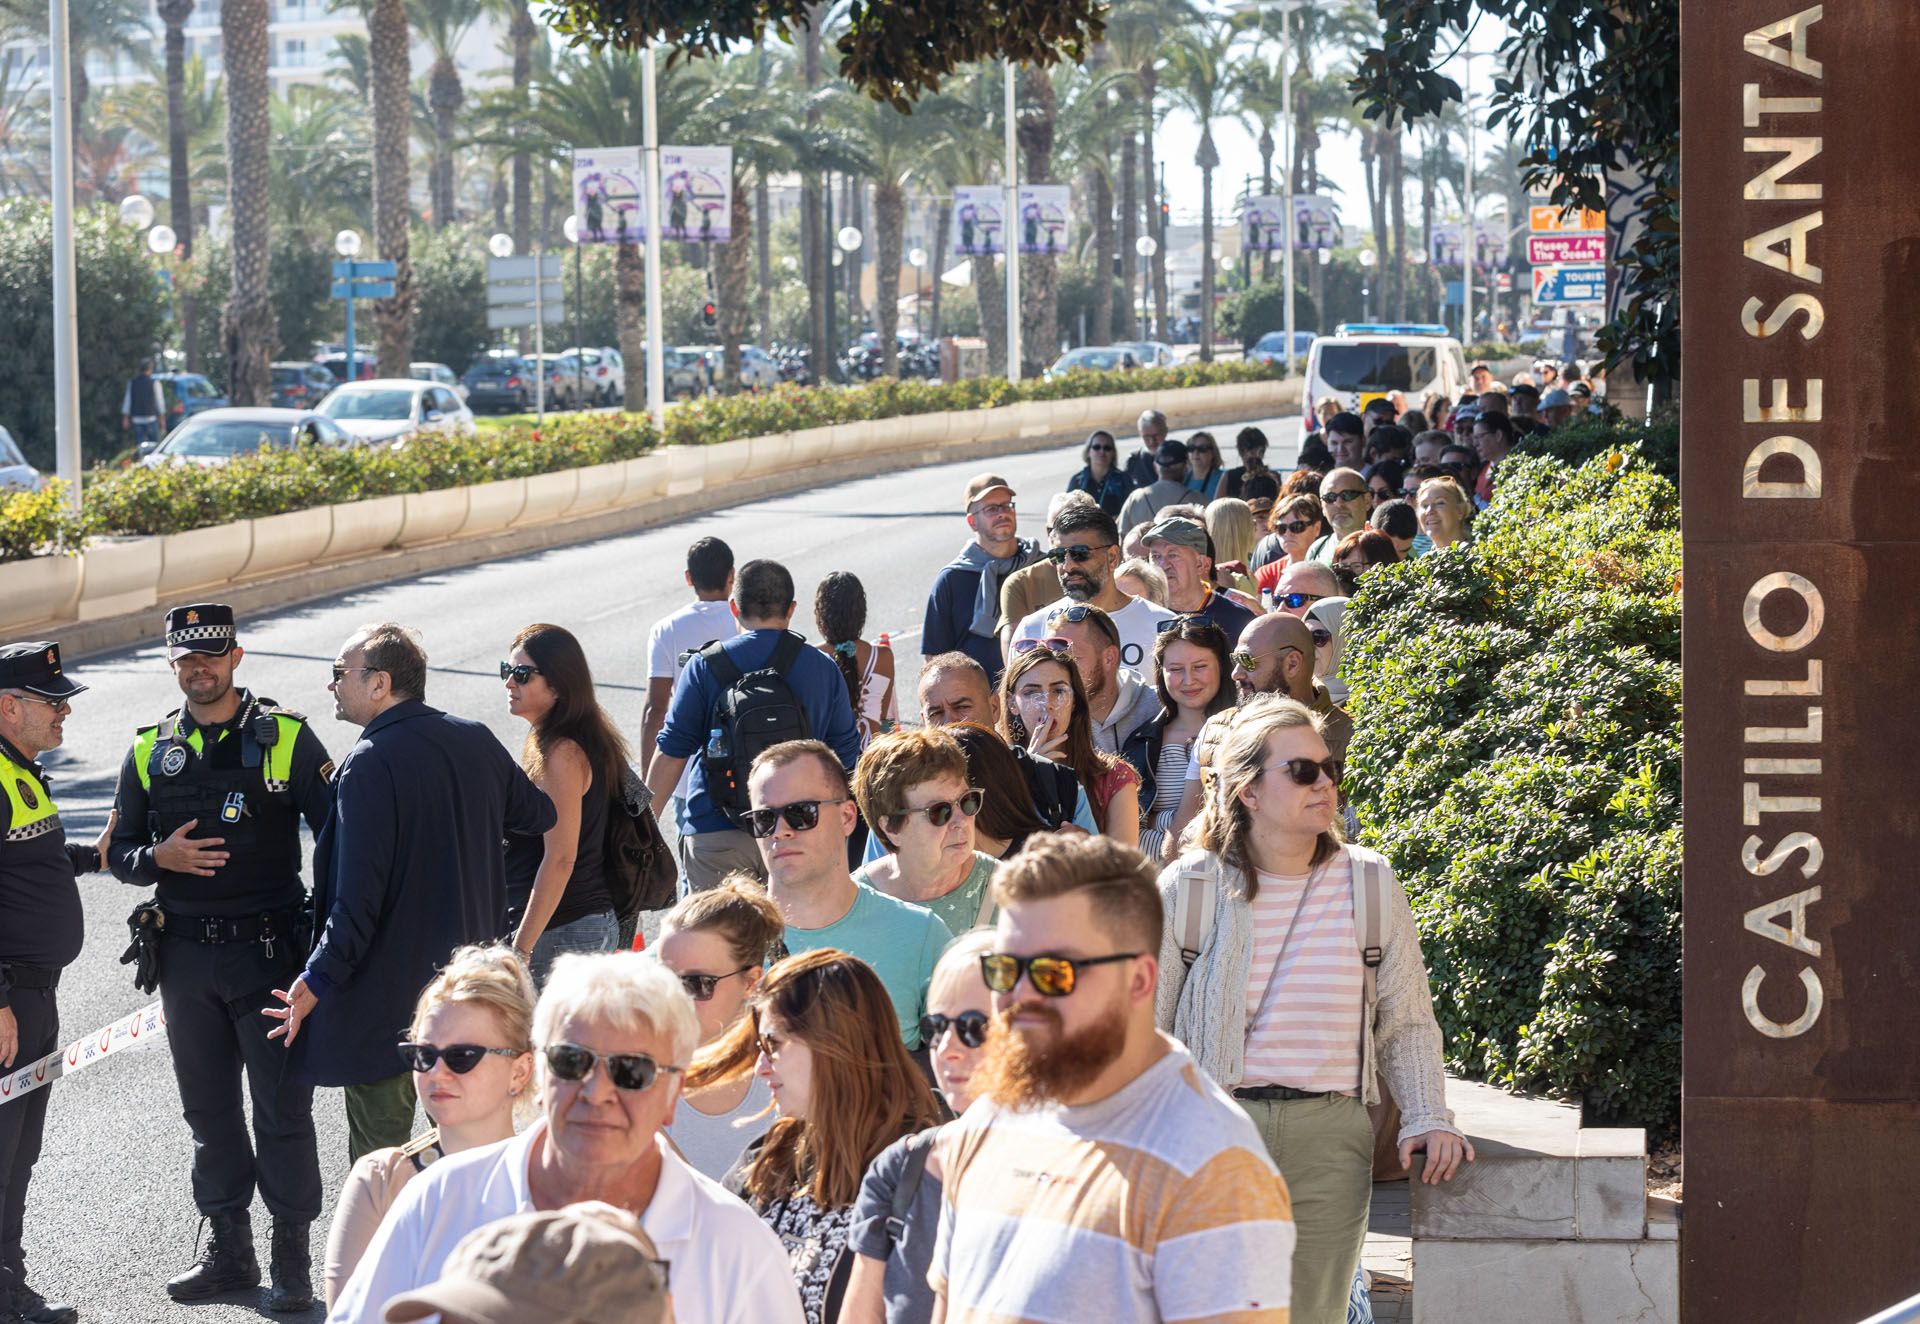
left=1176, top=867, right=1216, bottom=968
left=975, top=878, right=997, bottom=928
left=1352, top=853, right=1386, bottom=1009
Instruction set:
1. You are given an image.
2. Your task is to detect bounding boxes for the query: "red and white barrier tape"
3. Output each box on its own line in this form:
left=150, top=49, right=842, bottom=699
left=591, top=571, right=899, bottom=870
left=0, top=1000, right=167, bottom=1108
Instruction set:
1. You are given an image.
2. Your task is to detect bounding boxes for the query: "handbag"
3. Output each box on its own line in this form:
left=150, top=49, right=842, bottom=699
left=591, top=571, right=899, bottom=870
left=604, top=765, right=678, bottom=944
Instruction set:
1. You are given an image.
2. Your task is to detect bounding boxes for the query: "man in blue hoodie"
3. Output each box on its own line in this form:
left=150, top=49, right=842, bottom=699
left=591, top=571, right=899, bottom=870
left=921, top=474, right=1044, bottom=685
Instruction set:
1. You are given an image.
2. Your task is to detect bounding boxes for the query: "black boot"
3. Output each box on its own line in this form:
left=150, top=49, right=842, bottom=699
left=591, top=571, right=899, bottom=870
left=12, top=1285, right=78, bottom=1324
left=265, top=1220, right=313, bottom=1313
left=165, top=1212, right=261, bottom=1301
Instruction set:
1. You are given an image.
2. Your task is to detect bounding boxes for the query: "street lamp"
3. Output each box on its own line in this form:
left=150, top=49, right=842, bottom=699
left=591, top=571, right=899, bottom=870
left=488, top=232, right=514, bottom=259
left=336, top=228, right=366, bottom=380
left=1135, top=235, right=1158, bottom=339
left=908, top=246, right=927, bottom=339
left=834, top=226, right=863, bottom=374
left=120, top=194, right=155, bottom=230
left=1358, top=249, right=1376, bottom=322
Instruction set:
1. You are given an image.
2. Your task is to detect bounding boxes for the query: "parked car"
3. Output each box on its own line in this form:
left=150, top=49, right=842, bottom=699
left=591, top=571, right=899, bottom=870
left=530, top=354, right=585, bottom=410
left=736, top=345, right=783, bottom=391
left=1116, top=339, right=1178, bottom=368
left=555, top=347, right=621, bottom=406
left=315, top=352, right=379, bottom=384
left=271, top=361, right=338, bottom=409
left=1045, top=346, right=1141, bottom=378
left=140, top=408, right=354, bottom=467
left=156, top=372, right=228, bottom=427
left=317, top=379, right=475, bottom=445
left=0, top=425, right=43, bottom=491
left=410, top=361, right=468, bottom=402
left=664, top=348, right=708, bottom=401
left=1247, top=330, right=1317, bottom=368
left=461, top=352, right=536, bottom=413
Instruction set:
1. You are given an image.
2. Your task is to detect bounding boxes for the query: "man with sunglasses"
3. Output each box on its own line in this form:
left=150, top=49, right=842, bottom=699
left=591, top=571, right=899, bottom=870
left=106, top=604, right=338, bottom=1309
left=1271, top=560, right=1341, bottom=620
left=268, top=623, right=555, bottom=1167
left=994, top=492, right=1088, bottom=657
left=0, top=641, right=109, bottom=1324
left=928, top=835, right=1296, bottom=1322
left=1308, top=468, right=1371, bottom=564
left=923, top=475, right=1046, bottom=685
left=748, top=741, right=951, bottom=1051
left=1011, top=505, right=1172, bottom=681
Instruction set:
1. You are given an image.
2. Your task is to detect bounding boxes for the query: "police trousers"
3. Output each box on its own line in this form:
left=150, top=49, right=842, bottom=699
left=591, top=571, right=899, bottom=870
left=0, top=985, right=57, bottom=1305
left=158, top=934, right=322, bottom=1222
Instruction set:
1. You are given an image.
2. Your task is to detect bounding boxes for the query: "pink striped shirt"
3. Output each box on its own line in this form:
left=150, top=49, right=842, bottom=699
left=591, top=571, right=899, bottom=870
left=1242, top=856, right=1366, bottom=1093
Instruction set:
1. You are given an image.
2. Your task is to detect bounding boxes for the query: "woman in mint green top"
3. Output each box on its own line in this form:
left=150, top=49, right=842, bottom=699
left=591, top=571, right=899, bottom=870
left=851, top=728, right=1001, bottom=934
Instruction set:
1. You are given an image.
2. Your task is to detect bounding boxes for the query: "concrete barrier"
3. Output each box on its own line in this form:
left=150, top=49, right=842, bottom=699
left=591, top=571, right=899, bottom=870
left=0, top=555, right=81, bottom=630
left=515, top=469, right=580, bottom=527
left=241, top=507, right=333, bottom=581
left=76, top=536, right=162, bottom=621
left=396, top=487, right=469, bottom=547
left=565, top=462, right=626, bottom=519
left=461, top=477, right=529, bottom=538
left=322, top=494, right=406, bottom=561
left=157, top=522, right=254, bottom=598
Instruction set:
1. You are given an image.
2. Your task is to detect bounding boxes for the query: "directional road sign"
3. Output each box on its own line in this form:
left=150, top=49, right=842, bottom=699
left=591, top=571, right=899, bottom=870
left=486, top=304, right=567, bottom=329
left=332, top=258, right=397, bottom=281
left=1531, top=265, right=1607, bottom=306
left=332, top=280, right=395, bottom=300
left=1529, top=205, right=1607, bottom=234
left=486, top=254, right=562, bottom=288
left=487, top=279, right=565, bottom=304
left=1527, top=233, right=1607, bottom=265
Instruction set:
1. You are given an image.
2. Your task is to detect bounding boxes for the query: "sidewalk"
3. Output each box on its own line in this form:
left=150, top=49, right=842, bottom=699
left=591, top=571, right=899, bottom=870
left=1365, top=1179, right=1414, bottom=1322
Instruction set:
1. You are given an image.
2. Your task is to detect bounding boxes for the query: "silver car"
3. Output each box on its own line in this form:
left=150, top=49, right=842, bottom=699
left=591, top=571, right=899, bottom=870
left=139, top=408, right=355, bottom=468
left=0, top=426, right=43, bottom=491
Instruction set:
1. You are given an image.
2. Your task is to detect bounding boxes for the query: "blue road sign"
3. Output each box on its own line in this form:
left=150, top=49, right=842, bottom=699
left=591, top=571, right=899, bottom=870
left=331, top=259, right=398, bottom=281
left=332, top=280, right=395, bottom=300
left=1531, top=264, right=1607, bottom=305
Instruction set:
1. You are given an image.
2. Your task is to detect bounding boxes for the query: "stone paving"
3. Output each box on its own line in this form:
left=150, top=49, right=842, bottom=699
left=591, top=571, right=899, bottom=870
left=1364, top=1179, right=1414, bottom=1322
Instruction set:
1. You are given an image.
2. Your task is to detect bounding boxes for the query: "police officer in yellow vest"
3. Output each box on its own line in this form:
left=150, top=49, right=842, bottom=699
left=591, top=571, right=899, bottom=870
left=0, top=641, right=107, bottom=1324
left=106, top=605, right=335, bottom=1313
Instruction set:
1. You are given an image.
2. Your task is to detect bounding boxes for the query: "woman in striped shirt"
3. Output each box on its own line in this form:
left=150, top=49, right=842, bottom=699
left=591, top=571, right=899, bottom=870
left=1153, top=696, right=1473, bottom=1324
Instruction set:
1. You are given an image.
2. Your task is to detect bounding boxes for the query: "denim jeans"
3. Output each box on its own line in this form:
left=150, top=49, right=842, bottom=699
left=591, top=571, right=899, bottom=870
left=131, top=418, right=159, bottom=447
left=529, top=909, right=619, bottom=985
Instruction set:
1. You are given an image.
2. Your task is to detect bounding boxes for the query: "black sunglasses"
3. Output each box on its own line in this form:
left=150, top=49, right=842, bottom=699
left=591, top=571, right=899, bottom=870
left=888, top=787, right=985, bottom=829
left=397, top=1041, right=522, bottom=1074
left=1156, top=614, right=1212, bottom=633
left=544, top=1042, right=682, bottom=1092
left=920, top=1010, right=991, bottom=1049
left=1272, top=518, right=1315, bottom=535
left=745, top=797, right=851, bottom=839
left=1265, top=756, right=1343, bottom=788
left=1086, top=442, right=1115, bottom=453
left=1046, top=542, right=1113, bottom=565
left=980, top=951, right=1143, bottom=997
left=331, top=663, right=374, bottom=684
left=1308, top=627, right=1334, bottom=647
left=1010, top=635, right=1074, bottom=656
left=677, top=965, right=755, bottom=1002
left=500, top=661, right=542, bottom=684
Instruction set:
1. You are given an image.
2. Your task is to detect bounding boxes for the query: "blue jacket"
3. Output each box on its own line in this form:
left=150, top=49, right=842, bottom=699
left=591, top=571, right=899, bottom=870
left=294, top=700, right=555, bottom=1086
left=1066, top=466, right=1134, bottom=519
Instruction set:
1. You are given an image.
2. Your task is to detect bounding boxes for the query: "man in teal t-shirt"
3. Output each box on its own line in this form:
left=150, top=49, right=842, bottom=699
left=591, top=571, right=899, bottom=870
left=749, top=741, right=953, bottom=1049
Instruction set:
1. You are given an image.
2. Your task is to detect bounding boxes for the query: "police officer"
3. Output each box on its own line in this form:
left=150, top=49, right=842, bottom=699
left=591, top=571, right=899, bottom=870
left=0, top=642, right=105, bottom=1324
left=107, top=606, right=334, bottom=1312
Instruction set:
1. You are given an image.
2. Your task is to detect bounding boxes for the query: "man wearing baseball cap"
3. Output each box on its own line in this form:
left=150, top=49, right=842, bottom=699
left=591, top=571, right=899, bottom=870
left=1539, top=388, right=1577, bottom=429
left=922, top=473, right=1044, bottom=684
left=0, top=640, right=108, bottom=1324
left=1144, top=516, right=1256, bottom=640
left=106, top=604, right=338, bottom=1311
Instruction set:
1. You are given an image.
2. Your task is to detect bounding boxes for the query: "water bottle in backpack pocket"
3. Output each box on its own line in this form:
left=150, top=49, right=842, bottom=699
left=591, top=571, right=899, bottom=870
left=698, top=632, right=814, bottom=829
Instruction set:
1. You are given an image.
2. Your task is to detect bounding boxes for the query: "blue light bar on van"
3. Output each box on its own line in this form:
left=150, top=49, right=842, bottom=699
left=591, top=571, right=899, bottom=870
left=1332, top=323, right=1452, bottom=337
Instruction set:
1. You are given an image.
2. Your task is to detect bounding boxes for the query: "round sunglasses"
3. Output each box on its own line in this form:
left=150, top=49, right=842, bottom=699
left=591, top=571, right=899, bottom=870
left=919, top=1010, right=991, bottom=1049
left=397, top=1041, right=522, bottom=1074
left=979, top=951, right=1142, bottom=998
left=544, top=1042, right=681, bottom=1092
left=887, top=787, right=985, bottom=830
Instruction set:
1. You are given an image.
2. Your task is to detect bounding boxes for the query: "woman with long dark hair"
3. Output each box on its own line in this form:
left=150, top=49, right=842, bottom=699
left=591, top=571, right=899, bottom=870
left=685, top=949, right=943, bottom=1324
left=947, top=723, right=1050, bottom=859
left=502, top=622, right=629, bottom=982
left=1123, top=617, right=1233, bottom=859
left=998, top=645, right=1139, bottom=848
left=814, top=572, right=895, bottom=751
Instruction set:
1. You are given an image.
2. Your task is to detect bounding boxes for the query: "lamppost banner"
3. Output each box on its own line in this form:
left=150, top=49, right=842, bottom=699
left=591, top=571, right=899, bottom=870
left=952, top=186, right=1005, bottom=256
left=572, top=146, right=644, bottom=244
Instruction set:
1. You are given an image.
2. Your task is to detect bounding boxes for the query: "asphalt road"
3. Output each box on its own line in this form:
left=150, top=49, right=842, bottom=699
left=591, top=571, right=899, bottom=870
left=20, top=412, right=1296, bottom=1323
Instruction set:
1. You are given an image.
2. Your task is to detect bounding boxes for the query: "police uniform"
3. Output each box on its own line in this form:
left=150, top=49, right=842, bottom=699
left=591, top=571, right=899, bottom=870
left=0, top=642, right=92, bottom=1324
left=106, top=606, right=335, bottom=1312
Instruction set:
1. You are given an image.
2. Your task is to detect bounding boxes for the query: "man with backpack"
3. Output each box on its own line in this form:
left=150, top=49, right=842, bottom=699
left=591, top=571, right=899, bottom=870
left=645, top=560, right=861, bottom=893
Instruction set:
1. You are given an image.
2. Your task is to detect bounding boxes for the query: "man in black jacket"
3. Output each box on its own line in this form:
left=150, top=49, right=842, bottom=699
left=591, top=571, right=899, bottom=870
left=264, top=623, right=554, bottom=1160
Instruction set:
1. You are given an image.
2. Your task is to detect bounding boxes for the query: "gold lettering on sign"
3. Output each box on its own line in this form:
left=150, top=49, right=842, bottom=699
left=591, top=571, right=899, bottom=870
left=1744, top=138, right=1823, bottom=200
left=1743, top=377, right=1822, bottom=423
left=1742, top=438, right=1821, bottom=498
left=1743, top=572, right=1824, bottom=652
left=1743, top=85, right=1821, bottom=125
left=1744, top=211, right=1824, bottom=283
left=1743, top=6, right=1824, bottom=78
left=1740, top=293, right=1824, bottom=339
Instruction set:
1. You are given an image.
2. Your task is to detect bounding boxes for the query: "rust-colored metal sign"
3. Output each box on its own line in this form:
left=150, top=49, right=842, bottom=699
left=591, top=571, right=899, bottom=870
left=1682, top=3, right=1920, bottom=1319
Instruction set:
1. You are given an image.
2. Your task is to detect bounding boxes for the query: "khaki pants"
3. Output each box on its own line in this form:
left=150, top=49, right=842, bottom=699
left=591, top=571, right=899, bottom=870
left=1237, top=1093, right=1373, bottom=1324
left=677, top=827, right=765, bottom=893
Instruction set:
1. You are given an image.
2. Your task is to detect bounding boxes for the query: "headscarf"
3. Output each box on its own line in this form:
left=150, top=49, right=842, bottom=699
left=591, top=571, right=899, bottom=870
left=1305, top=597, right=1350, bottom=706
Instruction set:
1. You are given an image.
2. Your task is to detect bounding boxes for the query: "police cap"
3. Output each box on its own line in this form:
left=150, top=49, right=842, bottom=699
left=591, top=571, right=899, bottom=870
left=0, top=640, right=87, bottom=698
left=166, top=603, right=237, bottom=660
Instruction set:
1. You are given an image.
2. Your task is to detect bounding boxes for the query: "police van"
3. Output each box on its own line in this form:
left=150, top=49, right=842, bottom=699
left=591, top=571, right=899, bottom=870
left=1299, top=323, right=1469, bottom=438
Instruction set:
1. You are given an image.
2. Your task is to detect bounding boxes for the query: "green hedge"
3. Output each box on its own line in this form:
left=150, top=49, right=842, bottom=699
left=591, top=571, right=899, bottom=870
left=1515, top=406, right=1678, bottom=480
left=0, top=360, right=1283, bottom=552
left=1340, top=430, right=1681, bottom=1136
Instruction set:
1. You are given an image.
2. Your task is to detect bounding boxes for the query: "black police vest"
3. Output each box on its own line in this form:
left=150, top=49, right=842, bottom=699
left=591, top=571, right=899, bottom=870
left=142, top=697, right=303, bottom=912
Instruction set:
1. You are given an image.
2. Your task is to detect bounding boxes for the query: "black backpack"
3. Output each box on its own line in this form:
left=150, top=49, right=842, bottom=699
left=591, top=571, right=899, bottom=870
left=603, top=766, right=678, bottom=945
left=698, top=632, right=814, bottom=828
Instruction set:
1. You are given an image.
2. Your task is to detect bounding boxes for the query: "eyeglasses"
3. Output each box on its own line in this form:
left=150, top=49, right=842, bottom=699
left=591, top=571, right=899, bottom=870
left=973, top=500, right=1016, bottom=518
left=1274, top=591, right=1325, bottom=610
left=398, top=1041, right=522, bottom=1074
left=677, top=965, right=755, bottom=1002
left=1272, top=518, right=1315, bottom=535
left=745, top=797, right=851, bottom=838
left=543, top=1042, right=682, bottom=1092
left=10, top=693, right=71, bottom=714
left=1010, top=636, right=1074, bottom=656
left=889, top=787, right=985, bottom=829
left=330, top=664, right=374, bottom=684
left=1322, top=489, right=1367, bottom=504
left=499, top=661, right=542, bottom=684
left=919, top=1010, right=991, bottom=1049
left=1264, top=756, right=1343, bottom=788
left=979, top=951, right=1143, bottom=997
left=1046, top=542, right=1113, bottom=565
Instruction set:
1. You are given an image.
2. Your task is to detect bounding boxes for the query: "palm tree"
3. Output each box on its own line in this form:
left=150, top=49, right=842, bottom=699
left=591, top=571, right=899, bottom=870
left=1104, top=0, right=1200, bottom=340
left=491, top=0, right=539, bottom=252
left=799, top=3, right=828, bottom=379
left=222, top=0, right=277, bottom=403
left=0, top=0, right=153, bottom=148
left=364, top=0, right=414, bottom=372
left=72, top=119, right=155, bottom=201
left=407, top=0, right=483, bottom=226
left=269, top=84, right=372, bottom=240
left=157, top=0, right=197, bottom=357
left=1015, top=63, right=1056, bottom=376
left=1166, top=17, right=1242, bottom=362
left=1052, top=57, right=1134, bottom=347
left=0, top=57, right=48, bottom=198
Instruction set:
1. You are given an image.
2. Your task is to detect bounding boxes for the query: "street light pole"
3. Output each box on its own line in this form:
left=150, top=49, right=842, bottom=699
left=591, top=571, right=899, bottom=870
left=1280, top=0, right=1295, bottom=375
left=48, top=0, right=81, bottom=508
left=1463, top=45, right=1475, bottom=346
left=1004, top=58, right=1021, bottom=383
left=641, top=42, right=665, bottom=430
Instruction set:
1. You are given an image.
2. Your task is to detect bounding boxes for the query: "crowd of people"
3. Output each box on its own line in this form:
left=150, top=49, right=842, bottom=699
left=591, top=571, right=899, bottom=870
left=0, top=373, right=1607, bottom=1323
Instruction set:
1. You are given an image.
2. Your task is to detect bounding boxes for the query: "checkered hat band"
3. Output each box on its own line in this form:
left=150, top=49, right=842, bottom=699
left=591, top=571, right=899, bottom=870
left=168, top=624, right=235, bottom=646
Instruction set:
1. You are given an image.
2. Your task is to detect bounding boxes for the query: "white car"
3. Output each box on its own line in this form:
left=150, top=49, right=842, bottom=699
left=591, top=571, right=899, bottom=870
left=0, top=425, right=43, bottom=491
left=317, top=379, right=476, bottom=445
left=140, top=408, right=355, bottom=468
left=410, top=361, right=468, bottom=402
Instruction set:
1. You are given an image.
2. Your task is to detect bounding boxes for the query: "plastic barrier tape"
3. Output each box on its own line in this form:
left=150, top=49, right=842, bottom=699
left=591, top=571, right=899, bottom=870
left=0, top=1000, right=166, bottom=1108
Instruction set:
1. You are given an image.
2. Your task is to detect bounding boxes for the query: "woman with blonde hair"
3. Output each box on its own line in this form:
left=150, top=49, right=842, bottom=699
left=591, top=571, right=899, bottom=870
left=1114, top=556, right=1169, bottom=607
left=1204, top=497, right=1261, bottom=606
left=322, top=945, right=536, bottom=1306
left=658, top=877, right=784, bottom=1179
left=686, top=950, right=943, bottom=1324
left=1415, top=475, right=1474, bottom=551
left=1154, top=696, right=1471, bottom=1324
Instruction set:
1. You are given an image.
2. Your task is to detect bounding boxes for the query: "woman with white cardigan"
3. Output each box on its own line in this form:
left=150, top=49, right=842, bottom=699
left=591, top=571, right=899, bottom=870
left=1154, top=695, right=1473, bottom=1324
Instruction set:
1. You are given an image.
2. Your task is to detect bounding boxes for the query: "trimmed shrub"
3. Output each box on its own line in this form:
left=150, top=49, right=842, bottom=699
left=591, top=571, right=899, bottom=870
left=1515, top=406, right=1678, bottom=480
left=1340, top=446, right=1681, bottom=1136
left=0, top=483, right=84, bottom=561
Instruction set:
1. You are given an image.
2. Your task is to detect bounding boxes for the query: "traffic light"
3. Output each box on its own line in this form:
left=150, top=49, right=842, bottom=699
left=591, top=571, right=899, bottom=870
left=702, top=300, right=717, bottom=330
left=1159, top=200, right=1169, bottom=232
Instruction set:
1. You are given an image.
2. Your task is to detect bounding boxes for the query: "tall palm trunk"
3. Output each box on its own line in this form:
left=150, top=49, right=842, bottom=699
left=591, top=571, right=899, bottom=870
left=717, top=169, right=751, bottom=391
left=754, top=173, right=771, bottom=342
left=1139, top=64, right=1166, bottom=339
left=509, top=1, right=534, bottom=253
left=1091, top=165, right=1113, bottom=345
left=429, top=56, right=461, bottom=226
left=1387, top=119, right=1406, bottom=318
left=845, top=176, right=865, bottom=335
left=221, top=0, right=276, bottom=403
left=1118, top=130, right=1137, bottom=339
left=1017, top=64, right=1056, bottom=377
left=801, top=8, right=827, bottom=377
left=930, top=198, right=950, bottom=342
left=973, top=253, right=1004, bottom=375
left=616, top=240, right=645, bottom=404
left=368, top=0, right=414, bottom=374
left=1257, top=124, right=1275, bottom=284
left=159, top=0, right=197, bottom=367
left=1196, top=125, right=1217, bottom=363
left=873, top=178, right=903, bottom=376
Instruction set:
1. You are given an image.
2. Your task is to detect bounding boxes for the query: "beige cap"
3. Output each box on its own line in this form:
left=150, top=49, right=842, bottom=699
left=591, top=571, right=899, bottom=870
left=961, top=473, right=1016, bottom=512
left=383, top=1203, right=668, bottom=1324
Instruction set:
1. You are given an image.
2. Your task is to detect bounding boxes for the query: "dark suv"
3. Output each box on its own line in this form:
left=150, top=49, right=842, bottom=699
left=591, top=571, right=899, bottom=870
left=461, top=353, right=535, bottom=413
left=271, top=361, right=338, bottom=409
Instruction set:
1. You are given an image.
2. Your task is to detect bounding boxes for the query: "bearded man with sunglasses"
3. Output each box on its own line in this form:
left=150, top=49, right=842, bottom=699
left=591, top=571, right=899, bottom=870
left=926, top=834, right=1297, bottom=1323
left=1010, top=505, right=1172, bottom=680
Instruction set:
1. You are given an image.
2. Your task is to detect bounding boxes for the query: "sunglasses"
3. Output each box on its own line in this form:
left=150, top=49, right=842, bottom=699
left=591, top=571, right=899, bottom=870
left=745, top=797, right=851, bottom=839
left=1189, top=444, right=1216, bottom=455
left=1322, top=490, right=1367, bottom=504
left=1011, top=636, right=1074, bottom=656
left=1046, top=542, right=1112, bottom=565
left=889, top=787, right=985, bottom=829
left=1274, top=592, right=1325, bottom=610
left=677, top=965, right=755, bottom=1002
left=398, top=1041, right=522, bottom=1074
left=1230, top=645, right=1295, bottom=671
left=1272, top=518, right=1316, bottom=535
left=500, top=661, right=542, bottom=684
left=919, top=1010, right=991, bottom=1049
left=1265, top=756, right=1343, bottom=787
left=980, top=951, right=1142, bottom=997
left=1308, top=627, right=1333, bottom=647
left=543, top=1042, right=681, bottom=1092
left=330, top=663, right=374, bottom=684
left=1087, top=443, right=1115, bottom=454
